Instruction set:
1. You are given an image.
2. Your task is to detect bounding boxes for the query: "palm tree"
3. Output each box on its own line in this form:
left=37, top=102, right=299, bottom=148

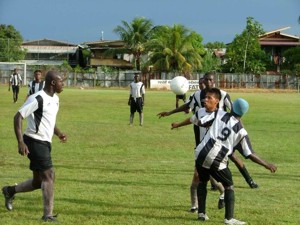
left=114, top=17, right=153, bottom=70
left=145, top=24, right=203, bottom=75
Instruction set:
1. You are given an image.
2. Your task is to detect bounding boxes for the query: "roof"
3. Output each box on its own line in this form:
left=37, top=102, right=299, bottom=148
left=23, top=39, right=77, bottom=46
left=85, top=40, right=126, bottom=48
left=22, top=45, right=78, bottom=54
left=258, top=27, right=300, bottom=47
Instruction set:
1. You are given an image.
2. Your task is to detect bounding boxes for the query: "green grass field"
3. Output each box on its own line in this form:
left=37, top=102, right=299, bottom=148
left=0, top=85, right=300, bottom=225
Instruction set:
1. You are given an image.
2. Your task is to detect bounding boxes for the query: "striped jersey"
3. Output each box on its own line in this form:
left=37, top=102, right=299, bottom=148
left=187, top=89, right=232, bottom=114
left=28, top=81, right=45, bottom=96
left=10, top=74, right=22, bottom=86
left=192, top=108, right=254, bottom=170
left=18, top=90, right=59, bottom=143
left=130, top=81, right=145, bottom=100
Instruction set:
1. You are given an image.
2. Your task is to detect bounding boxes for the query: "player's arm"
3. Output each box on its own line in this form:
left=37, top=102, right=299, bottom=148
left=171, top=117, right=192, bottom=129
left=14, top=112, right=29, bottom=156
left=54, top=125, right=67, bottom=143
left=248, top=153, right=277, bottom=173
left=157, top=102, right=190, bottom=118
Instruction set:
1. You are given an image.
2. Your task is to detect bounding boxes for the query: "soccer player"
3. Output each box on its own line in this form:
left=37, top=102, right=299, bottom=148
left=9, top=68, right=22, bottom=103
left=2, top=70, right=67, bottom=222
left=27, top=69, right=45, bottom=97
left=175, top=93, right=186, bottom=108
left=171, top=88, right=277, bottom=224
left=158, top=72, right=257, bottom=212
left=128, top=74, right=145, bottom=126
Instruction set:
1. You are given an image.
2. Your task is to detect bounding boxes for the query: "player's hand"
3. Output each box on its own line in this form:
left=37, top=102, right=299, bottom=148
left=18, top=142, right=29, bottom=156
left=171, top=122, right=179, bottom=130
left=266, top=163, right=277, bottom=173
left=128, top=100, right=131, bottom=106
left=58, top=133, right=67, bottom=143
left=157, top=112, right=169, bottom=118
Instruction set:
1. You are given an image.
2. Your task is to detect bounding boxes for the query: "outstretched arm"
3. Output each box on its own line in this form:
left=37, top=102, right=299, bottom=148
left=157, top=102, right=190, bottom=118
left=171, top=117, right=192, bottom=129
left=248, top=153, right=277, bottom=173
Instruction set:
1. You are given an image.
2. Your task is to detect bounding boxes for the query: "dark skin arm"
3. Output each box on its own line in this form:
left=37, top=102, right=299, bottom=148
left=54, top=125, right=67, bottom=143
left=248, top=153, right=277, bottom=173
left=14, top=112, right=29, bottom=156
left=157, top=102, right=190, bottom=118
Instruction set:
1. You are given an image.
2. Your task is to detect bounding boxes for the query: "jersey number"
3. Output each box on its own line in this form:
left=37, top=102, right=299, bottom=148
left=217, top=127, right=231, bottom=141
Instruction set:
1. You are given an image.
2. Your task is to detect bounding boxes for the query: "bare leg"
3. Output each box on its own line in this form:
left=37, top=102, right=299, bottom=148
left=190, top=168, right=199, bottom=210
left=40, top=168, right=55, bottom=217
left=129, top=113, right=134, bottom=125
left=139, top=113, right=144, bottom=126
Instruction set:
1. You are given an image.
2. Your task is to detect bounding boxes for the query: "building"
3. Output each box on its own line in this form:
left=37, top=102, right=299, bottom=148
left=258, top=27, right=300, bottom=72
left=84, top=40, right=134, bottom=69
left=21, top=39, right=83, bottom=67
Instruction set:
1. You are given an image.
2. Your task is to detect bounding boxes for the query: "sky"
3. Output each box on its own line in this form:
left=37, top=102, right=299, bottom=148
left=0, top=0, right=299, bottom=45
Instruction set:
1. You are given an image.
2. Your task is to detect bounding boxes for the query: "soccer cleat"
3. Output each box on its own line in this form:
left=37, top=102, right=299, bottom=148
left=189, top=206, right=198, bottom=213
left=218, top=197, right=225, bottom=209
left=2, top=186, right=15, bottom=211
left=248, top=180, right=259, bottom=189
left=198, top=213, right=209, bottom=221
left=41, top=214, right=59, bottom=223
left=224, top=218, right=246, bottom=225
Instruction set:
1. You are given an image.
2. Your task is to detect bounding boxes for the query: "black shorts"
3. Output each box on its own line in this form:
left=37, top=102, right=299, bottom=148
left=196, top=164, right=233, bottom=187
left=24, top=135, right=53, bottom=172
left=176, top=94, right=186, bottom=101
left=130, top=97, right=143, bottom=113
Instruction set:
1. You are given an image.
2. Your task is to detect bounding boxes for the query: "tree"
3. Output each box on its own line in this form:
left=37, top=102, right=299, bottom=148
left=282, top=46, right=300, bottom=75
left=0, top=24, right=26, bottom=61
left=201, top=42, right=227, bottom=73
left=114, top=17, right=154, bottom=70
left=224, top=17, right=268, bottom=74
left=145, top=24, right=203, bottom=74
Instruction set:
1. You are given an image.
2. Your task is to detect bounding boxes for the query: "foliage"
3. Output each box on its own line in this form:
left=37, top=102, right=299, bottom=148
left=204, top=41, right=226, bottom=49
left=0, top=24, right=26, bottom=62
left=282, top=46, right=300, bottom=75
left=224, top=17, right=268, bottom=74
left=145, top=24, right=203, bottom=74
left=114, top=17, right=154, bottom=70
left=201, top=51, right=222, bottom=73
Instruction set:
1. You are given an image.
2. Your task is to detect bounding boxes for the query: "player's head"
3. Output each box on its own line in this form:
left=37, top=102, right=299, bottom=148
left=34, top=70, right=42, bottom=81
left=199, top=77, right=205, bottom=90
left=45, top=70, right=64, bottom=94
left=233, top=98, right=249, bottom=117
left=203, top=72, right=215, bottom=89
left=134, top=74, right=140, bottom=82
left=204, top=88, right=221, bottom=111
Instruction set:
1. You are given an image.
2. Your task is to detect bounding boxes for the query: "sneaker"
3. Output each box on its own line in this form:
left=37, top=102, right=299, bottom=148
left=224, top=218, right=246, bottom=225
left=41, top=214, right=58, bottom=223
left=218, top=197, right=225, bottom=209
left=198, top=213, right=209, bottom=221
left=248, top=180, right=259, bottom=189
left=2, top=186, right=15, bottom=211
left=189, top=206, right=198, bottom=213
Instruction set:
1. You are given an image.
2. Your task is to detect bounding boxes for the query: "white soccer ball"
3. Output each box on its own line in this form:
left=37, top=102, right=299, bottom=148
left=170, top=76, right=189, bottom=95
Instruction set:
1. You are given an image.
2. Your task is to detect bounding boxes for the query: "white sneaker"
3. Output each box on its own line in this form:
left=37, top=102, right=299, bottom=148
left=224, top=218, right=246, bottom=225
left=198, top=213, right=209, bottom=221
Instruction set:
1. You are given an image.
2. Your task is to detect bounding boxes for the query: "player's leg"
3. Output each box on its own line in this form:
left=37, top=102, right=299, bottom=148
left=40, top=167, right=56, bottom=220
left=129, top=100, right=135, bottom=125
left=196, top=166, right=210, bottom=221
left=212, top=168, right=246, bottom=224
left=209, top=176, right=225, bottom=209
left=15, top=86, right=20, bottom=102
left=190, top=167, right=199, bottom=212
left=230, top=153, right=258, bottom=188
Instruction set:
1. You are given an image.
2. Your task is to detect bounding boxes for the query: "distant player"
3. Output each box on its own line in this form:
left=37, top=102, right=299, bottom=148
left=27, top=70, right=45, bottom=98
left=10, top=68, right=22, bottom=103
left=128, top=74, right=145, bottom=126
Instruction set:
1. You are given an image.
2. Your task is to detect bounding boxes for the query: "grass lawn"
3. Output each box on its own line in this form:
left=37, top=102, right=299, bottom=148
left=0, top=85, right=300, bottom=225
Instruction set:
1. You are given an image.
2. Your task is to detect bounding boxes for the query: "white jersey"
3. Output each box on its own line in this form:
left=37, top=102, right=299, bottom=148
left=28, top=81, right=45, bottom=96
left=10, top=74, right=22, bottom=86
left=193, top=108, right=254, bottom=170
left=130, top=81, right=145, bottom=100
left=18, top=90, right=59, bottom=143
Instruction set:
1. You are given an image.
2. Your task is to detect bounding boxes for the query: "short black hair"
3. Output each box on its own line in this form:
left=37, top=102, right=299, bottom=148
left=206, top=87, right=221, bottom=100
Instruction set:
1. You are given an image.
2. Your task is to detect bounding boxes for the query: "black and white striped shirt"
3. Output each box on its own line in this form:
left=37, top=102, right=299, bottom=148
left=28, top=81, right=45, bottom=96
left=10, top=73, right=22, bottom=86
left=192, top=108, right=254, bottom=170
